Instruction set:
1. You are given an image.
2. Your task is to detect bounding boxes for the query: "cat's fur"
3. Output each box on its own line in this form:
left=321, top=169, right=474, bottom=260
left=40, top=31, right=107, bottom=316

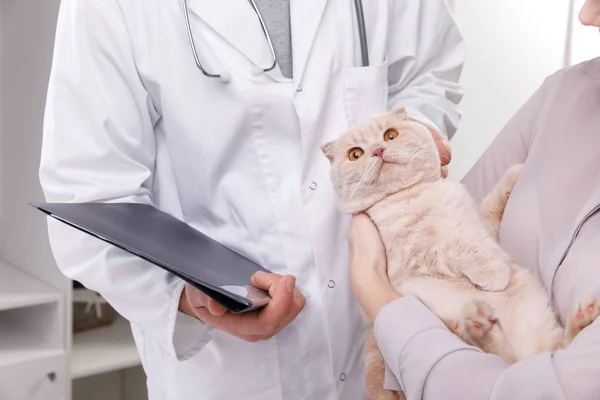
left=322, top=108, right=600, bottom=400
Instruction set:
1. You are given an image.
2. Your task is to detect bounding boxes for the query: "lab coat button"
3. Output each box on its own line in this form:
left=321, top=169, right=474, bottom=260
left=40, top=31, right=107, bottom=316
left=328, top=280, right=335, bottom=288
left=309, top=182, right=318, bottom=190
left=296, top=83, right=303, bottom=92
left=340, top=373, right=346, bottom=381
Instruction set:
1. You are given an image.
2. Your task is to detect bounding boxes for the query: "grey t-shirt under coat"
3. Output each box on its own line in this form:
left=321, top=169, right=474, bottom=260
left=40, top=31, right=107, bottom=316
left=254, top=0, right=293, bottom=79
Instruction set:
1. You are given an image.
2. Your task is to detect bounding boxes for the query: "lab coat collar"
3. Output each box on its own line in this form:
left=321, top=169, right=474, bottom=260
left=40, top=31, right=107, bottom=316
left=290, top=0, right=329, bottom=88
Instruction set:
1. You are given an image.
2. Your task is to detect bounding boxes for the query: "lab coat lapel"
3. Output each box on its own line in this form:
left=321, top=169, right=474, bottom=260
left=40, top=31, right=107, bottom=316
left=186, top=0, right=275, bottom=73
left=290, top=0, right=328, bottom=87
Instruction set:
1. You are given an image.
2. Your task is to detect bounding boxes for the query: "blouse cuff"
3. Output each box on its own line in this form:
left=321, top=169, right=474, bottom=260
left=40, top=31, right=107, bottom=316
left=374, top=295, right=482, bottom=395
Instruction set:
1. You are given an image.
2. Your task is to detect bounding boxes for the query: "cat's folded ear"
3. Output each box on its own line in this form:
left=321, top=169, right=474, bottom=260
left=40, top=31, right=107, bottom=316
left=393, top=107, right=409, bottom=120
left=321, top=141, right=336, bottom=164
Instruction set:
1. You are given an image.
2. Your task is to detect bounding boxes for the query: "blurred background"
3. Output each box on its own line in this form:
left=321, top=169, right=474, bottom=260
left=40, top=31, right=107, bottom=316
left=0, top=0, right=597, bottom=399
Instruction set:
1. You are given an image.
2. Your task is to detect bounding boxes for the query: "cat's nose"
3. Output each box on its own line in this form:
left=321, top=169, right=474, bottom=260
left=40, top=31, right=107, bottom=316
left=372, top=147, right=385, bottom=158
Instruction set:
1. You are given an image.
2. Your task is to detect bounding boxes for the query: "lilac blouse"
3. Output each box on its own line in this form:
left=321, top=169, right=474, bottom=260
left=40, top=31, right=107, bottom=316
left=375, top=57, right=600, bottom=399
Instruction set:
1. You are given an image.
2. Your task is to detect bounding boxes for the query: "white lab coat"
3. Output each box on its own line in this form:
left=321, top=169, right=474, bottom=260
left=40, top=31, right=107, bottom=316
left=39, top=0, right=465, bottom=398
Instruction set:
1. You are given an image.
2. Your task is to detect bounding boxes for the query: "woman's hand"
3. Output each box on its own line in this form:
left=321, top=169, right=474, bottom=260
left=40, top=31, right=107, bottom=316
left=348, top=213, right=401, bottom=324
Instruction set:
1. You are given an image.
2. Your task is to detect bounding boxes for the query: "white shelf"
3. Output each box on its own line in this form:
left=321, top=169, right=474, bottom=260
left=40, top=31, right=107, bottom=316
left=71, top=316, right=141, bottom=379
left=0, top=321, right=63, bottom=367
left=0, top=347, right=64, bottom=368
left=0, top=261, right=62, bottom=311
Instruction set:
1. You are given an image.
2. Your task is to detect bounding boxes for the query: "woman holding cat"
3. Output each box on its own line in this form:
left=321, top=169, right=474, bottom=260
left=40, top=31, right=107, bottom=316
left=348, top=1, right=600, bottom=399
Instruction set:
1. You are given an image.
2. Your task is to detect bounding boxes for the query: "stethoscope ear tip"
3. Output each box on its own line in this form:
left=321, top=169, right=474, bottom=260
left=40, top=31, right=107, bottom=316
left=220, top=72, right=232, bottom=83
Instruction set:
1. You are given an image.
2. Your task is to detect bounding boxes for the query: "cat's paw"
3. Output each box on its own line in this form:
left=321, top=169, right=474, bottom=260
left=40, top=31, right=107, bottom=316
left=567, top=297, right=600, bottom=339
left=459, top=300, right=498, bottom=343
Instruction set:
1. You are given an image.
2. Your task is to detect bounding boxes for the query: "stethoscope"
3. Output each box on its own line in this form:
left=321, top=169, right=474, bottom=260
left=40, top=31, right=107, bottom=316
left=181, top=0, right=369, bottom=82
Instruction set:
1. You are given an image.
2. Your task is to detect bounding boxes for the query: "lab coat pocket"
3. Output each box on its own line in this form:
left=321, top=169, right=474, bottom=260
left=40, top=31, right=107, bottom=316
left=343, top=57, right=389, bottom=127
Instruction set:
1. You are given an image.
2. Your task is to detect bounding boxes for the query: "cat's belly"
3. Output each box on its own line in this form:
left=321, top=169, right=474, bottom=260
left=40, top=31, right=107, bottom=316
left=396, top=274, right=563, bottom=359
left=397, top=277, right=478, bottom=329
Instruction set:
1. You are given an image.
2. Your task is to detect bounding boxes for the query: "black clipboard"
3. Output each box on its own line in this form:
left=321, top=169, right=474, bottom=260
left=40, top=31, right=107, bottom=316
left=31, top=202, right=272, bottom=313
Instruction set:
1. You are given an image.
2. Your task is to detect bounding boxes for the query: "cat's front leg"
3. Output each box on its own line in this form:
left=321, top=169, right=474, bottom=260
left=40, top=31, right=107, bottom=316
left=461, top=260, right=511, bottom=292
left=447, top=245, right=512, bottom=292
left=478, top=164, right=523, bottom=239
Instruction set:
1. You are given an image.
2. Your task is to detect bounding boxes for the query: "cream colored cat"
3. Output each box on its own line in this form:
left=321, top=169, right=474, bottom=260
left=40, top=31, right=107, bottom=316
left=321, top=108, right=600, bottom=400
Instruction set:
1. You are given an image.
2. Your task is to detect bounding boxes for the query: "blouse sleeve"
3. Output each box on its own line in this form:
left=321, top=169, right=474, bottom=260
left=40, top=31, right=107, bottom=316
left=459, top=72, right=552, bottom=202
left=375, top=271, right=600, bottom=399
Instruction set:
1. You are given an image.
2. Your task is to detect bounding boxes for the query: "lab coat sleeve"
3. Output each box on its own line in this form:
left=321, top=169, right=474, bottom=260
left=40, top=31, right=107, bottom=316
left=39, top=0, right=213, bottom=361
left=386, top=0, right=466, bottom=139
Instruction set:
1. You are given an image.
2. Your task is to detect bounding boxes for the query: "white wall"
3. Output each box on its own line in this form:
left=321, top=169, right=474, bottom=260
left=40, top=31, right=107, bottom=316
left=0, top=0, right=67, bottom=292
left=570, top=0, right=600, bottom=64
left=0, top=1, right=5, bottom=254
left=448, top=0, right=573, bottom=179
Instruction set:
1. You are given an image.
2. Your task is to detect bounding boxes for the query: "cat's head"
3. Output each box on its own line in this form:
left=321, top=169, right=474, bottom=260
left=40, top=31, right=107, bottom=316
left=322, top=108, right=448, bottom=214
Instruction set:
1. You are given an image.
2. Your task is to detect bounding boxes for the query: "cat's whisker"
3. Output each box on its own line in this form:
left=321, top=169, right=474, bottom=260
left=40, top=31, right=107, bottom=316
left=354, top=161, right=379, bottom=197
left=350, top=161, right=382, bottom=200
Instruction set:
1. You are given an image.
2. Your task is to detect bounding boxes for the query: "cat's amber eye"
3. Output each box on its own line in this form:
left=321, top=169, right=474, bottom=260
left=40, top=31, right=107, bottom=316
left=384, top=129, right=399, bottom=141
left=348, top=147, right=364, bottom=161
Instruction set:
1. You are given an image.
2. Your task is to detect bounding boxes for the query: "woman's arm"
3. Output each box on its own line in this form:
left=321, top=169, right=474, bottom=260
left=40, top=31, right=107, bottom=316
left=351, top=69, right=600, bottom=399
left=459, top=70, right=553, bottom=203
left=374, top=225, right=600, bottom=400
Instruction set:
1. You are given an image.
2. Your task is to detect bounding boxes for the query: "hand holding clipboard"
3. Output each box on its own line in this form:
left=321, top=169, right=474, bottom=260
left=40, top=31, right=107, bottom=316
left=32, top=202, right=307, bottom=340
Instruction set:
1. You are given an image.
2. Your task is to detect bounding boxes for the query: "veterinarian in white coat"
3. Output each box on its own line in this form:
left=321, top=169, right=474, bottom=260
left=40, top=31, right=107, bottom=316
left=39, top=0, right=465, bottom=398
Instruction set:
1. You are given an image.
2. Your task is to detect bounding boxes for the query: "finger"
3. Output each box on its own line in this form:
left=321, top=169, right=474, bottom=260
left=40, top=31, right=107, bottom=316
left=183, top=284, right=229, bottom=319
left=291, top=290, right=307, bottom=314
left=271, top=290, right=306, bottom=336
left=250, top=272, right=283, bottom=296
left=186, top=286, right=228, bottom=317
left=251, top=272, right=305, bottom=320
left=253, top=273, right=305, bottom=325
left=257, top=275, right=296, bottom=332
left=206, top=298, right=228, bottom=316
left=185, top=284, right=211, bottom=308
left=432, top=133, right=451, bottom=166
left=193, top=306, right=230, bottom=331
